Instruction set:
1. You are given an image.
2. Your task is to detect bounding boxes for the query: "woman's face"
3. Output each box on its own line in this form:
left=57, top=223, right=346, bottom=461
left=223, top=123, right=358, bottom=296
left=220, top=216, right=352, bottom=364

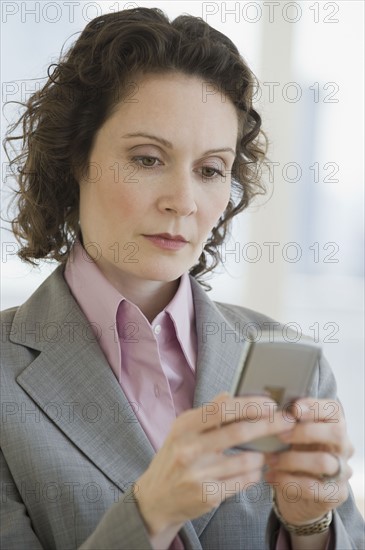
left=78, top=72, right=238, bottom=286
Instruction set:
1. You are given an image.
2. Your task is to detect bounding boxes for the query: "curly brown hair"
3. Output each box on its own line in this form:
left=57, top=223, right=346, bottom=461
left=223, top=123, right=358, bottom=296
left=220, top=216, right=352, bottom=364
left=3, top=7, right=267, bottom=286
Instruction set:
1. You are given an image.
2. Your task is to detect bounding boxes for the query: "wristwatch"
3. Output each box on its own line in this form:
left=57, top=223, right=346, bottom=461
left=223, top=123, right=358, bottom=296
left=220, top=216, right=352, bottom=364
left=272, top=492, right=333, bottom=536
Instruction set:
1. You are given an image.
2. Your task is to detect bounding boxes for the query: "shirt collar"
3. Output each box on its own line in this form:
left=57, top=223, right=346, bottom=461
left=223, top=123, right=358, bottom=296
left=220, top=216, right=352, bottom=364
left=64, top=240, right=196, bottom=374
left=164, top=272, right=197, bottom=373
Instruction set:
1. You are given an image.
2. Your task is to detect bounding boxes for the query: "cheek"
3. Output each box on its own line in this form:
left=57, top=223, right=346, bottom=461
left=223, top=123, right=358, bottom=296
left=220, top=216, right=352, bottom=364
left=205, top=187, right=231, bottom=223
left=196, top=200, right=228, bottom=242
left=83, top=179, right=142, bottom=224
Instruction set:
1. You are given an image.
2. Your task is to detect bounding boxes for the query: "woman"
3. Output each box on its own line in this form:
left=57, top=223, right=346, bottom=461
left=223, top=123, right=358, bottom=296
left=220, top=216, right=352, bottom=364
left=1, top=7, right=363, bottom=550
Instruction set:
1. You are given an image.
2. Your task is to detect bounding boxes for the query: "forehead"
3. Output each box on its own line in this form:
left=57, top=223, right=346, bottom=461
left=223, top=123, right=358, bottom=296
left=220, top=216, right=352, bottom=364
left=104, top=72, right=239, bottom=147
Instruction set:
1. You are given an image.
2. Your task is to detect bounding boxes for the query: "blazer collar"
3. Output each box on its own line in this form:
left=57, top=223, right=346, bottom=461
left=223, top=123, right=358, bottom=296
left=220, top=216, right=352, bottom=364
left=11, top=266, right=246, bottom=543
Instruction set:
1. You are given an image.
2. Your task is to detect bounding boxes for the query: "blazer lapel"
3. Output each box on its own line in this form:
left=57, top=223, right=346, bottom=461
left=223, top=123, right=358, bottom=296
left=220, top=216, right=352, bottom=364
left=190, top=277, right=246, bottom=407
left=12, top=265, right=155, bottom=493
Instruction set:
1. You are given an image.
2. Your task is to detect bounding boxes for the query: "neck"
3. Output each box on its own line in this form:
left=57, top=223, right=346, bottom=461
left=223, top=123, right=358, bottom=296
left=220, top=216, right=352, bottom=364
left=97, top=265, right=180, bottom=323
left=125, top=279, right=180, bottom=323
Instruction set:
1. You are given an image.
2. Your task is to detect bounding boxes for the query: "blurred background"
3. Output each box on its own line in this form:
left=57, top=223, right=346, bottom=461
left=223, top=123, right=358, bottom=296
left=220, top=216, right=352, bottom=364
left=1, top=1, right=364, bottom=515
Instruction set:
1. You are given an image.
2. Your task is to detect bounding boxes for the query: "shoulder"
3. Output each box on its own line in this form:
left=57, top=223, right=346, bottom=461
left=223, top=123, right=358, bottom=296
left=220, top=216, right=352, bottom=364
left=1, top=264, right=72, bottom=326
left=213, top=300, right=277, bottom=327
left=211, top=299, right=289, bottom=343
left=1, top=305, right=18, bottom=325
left=189, top=275, right=279, bottom=333
left=1, top=306, right=20, bottom=351
left=1, top=265, right=75, bottom=374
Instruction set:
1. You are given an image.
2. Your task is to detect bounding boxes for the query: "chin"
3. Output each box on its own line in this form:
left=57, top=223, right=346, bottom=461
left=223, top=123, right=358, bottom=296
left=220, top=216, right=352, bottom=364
left=135, top=261, right=190, bottom=283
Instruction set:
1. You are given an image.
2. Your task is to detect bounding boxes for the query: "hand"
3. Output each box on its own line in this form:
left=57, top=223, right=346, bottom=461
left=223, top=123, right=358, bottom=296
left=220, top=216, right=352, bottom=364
left=134, top=392, right=295, bottom=536
left=264, top=398, right=354, bottom=526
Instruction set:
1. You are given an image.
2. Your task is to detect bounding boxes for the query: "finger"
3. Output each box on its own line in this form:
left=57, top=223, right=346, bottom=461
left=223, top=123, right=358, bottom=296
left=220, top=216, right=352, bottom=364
left=277, top=421, right=354, bottom=457
left=168, top=414, right=295, bottom=467
left=289, top=398, right=344, bottom=423
left=172, top=394, right=280, bottom=437
left=201, top=414, right=296, bottom=454
left=196, top=451, right=265, bottom=480
left=264, top=472, right=350, bottom=508
left=266, top=451, right=352, bottom=481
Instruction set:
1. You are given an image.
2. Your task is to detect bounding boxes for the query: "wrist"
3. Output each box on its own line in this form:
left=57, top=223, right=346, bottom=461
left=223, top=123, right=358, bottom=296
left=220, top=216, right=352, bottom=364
left=133, top=482, right=177, bottom=537
left=272, top=492, right=333, bottom=536
left=135, top=495, right=166, bottom=536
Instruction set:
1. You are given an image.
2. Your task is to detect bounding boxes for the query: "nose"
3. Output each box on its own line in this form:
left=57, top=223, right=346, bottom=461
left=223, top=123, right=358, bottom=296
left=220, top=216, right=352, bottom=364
left=157, top=169, right=198, bottom=216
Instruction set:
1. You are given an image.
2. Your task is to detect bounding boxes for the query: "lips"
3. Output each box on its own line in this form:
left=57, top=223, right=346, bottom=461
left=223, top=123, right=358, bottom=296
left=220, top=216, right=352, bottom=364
left=145, top=233, right=188, bottom=242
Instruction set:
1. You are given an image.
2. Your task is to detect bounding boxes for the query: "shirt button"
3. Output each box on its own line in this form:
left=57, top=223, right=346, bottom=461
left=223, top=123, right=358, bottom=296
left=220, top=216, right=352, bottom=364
left=154, top=324, right=161, bottom=335
left=154, top=384, right=160, bottom=397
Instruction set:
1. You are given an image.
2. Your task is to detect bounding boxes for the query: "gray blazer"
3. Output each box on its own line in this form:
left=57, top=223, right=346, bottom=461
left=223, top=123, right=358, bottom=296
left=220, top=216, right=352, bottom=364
left=1, top=265, right=364, bottom=549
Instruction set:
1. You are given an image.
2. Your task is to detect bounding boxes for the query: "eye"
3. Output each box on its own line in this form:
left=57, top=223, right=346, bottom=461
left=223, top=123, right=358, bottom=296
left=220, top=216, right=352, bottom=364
left=201, top=165, right=225, bottom=179
left=132, top=156, right=161, bottom=169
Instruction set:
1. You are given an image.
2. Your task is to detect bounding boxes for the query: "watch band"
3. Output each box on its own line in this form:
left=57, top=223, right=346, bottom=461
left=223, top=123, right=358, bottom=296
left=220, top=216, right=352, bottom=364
left=272, top=492, right=333, bottom=536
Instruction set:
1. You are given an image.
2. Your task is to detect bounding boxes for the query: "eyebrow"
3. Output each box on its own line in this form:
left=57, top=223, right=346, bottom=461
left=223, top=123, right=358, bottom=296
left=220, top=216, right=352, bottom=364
left=121, top=132, right=236, bottom=157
